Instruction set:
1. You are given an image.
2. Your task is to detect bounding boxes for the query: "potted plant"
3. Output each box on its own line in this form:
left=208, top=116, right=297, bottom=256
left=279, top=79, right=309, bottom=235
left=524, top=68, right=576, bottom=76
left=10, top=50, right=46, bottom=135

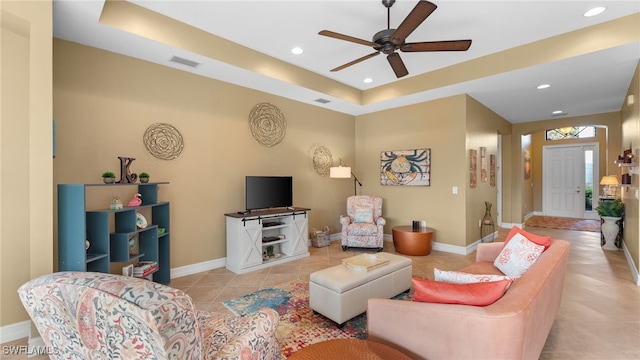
left=102, top=171, right=116, bottom=184
left=595, top=199, right=624, bottom=251
left=139, top=172, right=150, bottom=183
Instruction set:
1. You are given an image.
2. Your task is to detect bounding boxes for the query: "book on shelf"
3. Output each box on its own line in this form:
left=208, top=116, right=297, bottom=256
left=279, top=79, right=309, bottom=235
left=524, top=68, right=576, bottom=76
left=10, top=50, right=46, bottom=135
left=122, top=264, right=134, bottom=277
left=133, top=261, right=158, bottom=277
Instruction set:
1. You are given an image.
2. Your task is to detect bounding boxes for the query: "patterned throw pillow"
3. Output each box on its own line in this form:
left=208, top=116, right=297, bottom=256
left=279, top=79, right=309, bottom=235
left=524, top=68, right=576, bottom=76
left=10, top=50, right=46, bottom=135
left=504, top=226, right=552, bottom=250
left=412, top=278, right=512, bottom=306
left=353, top=208, right=374, bottom=223
left=494, top=233, right=544, bottom=278
left=434, top=268, right=511, bottom=284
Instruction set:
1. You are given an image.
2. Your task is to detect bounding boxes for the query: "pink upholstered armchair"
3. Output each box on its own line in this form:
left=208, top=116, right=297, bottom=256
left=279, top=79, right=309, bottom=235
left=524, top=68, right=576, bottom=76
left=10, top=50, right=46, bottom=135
left=340, top=195, right=386, bottom=251
left=18, top=272, right=281, bottom=360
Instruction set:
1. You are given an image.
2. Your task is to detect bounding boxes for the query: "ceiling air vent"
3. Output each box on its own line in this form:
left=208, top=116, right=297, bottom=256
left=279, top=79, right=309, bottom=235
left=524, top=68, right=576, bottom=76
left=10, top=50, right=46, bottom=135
left=314, top=98, right=331, bottom=104
left=170, top=56, right=200, bottom=68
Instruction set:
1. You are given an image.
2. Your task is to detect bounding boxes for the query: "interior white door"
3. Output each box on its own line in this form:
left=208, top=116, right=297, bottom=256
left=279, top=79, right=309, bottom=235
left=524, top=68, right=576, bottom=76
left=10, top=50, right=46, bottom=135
left=543, top=146, right=583, bottom=218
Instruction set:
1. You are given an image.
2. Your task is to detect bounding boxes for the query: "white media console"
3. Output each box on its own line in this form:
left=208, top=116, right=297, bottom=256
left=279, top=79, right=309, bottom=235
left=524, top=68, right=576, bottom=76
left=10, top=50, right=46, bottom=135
left=224, top=207, right=310, bottom=274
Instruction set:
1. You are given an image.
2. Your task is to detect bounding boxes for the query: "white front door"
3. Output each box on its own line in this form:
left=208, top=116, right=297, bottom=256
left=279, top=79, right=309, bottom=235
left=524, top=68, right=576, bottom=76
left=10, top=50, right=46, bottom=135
left=543, top=146, right=583, bottom=218
left=542, top=143, right=600, bottom=219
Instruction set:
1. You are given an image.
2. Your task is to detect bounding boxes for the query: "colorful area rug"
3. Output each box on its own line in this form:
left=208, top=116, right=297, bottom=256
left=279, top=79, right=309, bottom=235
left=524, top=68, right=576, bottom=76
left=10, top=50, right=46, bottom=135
left=525, top=216, right=600, bottom=232
left=223, top=280, right=410, bottom=357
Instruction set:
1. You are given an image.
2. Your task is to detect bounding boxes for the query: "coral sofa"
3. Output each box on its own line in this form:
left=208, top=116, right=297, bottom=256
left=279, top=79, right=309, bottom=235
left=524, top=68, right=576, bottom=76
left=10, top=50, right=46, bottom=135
left=367, top=239, right=570, bottom=360
left=18, top=272, right=281, bottom=360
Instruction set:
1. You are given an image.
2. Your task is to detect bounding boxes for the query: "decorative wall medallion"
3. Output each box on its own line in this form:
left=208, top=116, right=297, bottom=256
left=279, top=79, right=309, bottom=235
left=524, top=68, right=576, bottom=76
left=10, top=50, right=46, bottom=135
left=248, top=103, right=286, bottom=147
left=310, top=144, right=333, bottom=177
left=143, top=123, right=184, bottom=160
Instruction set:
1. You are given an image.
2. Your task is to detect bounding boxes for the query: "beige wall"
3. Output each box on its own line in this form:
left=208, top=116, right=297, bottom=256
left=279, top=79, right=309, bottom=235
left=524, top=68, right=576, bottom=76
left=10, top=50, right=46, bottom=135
left=355, top=96, right=467, bottom=247
left=0, top=1, right=53, bottom=327
left=465, top=96, right=512, bottom=244
left=621, top=61, right=640, bottom=274
left=53, top=39, right=356, bottom=270
left=354, top=95, right=511, bottom=248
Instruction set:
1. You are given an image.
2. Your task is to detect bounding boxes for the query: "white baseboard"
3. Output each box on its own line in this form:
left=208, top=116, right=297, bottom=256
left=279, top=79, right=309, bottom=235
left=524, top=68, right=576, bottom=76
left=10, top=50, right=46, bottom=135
left=0, top=320, right=30, bottom=344
left=28, top=337, right=46, bottom=358
left=170, top=257, right=226, bottom=279
left=353, top=232, right=479, bottom=255
left=622, top=242, right=640, bottom=286
left=0, top=321, right=47, bottom=358
left=501, top=222, right=523, bottom=229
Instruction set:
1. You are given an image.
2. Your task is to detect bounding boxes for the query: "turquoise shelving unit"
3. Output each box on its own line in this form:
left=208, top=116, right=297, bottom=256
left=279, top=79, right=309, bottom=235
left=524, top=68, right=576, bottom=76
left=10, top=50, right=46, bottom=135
left=58, top=182, right=171, bottom=284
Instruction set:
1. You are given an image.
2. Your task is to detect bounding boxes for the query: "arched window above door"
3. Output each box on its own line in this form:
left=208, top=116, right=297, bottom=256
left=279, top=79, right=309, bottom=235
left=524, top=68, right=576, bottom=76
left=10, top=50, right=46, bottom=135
left=545, top=126, right=596, bottom=140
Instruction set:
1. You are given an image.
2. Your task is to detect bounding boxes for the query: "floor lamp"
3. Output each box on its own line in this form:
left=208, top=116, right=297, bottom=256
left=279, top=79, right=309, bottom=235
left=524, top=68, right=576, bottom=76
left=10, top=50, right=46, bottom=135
left=330, top=159, right=362, bottom=196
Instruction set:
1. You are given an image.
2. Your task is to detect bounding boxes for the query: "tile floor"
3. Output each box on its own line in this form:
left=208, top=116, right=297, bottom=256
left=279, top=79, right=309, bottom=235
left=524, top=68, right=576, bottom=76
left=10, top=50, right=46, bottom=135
left=3, top=226, right=639, bottom=359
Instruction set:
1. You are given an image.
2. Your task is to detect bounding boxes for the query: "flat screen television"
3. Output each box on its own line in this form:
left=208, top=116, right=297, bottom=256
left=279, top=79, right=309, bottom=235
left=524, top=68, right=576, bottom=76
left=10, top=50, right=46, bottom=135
left=245, top=176, right=293, bottom=211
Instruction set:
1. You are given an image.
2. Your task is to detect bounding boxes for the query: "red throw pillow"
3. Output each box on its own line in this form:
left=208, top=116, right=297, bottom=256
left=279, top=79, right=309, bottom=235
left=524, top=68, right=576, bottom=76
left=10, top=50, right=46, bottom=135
left=504, top=226, right=552, bottom=250
left=412, top=278, right=512, bottom=306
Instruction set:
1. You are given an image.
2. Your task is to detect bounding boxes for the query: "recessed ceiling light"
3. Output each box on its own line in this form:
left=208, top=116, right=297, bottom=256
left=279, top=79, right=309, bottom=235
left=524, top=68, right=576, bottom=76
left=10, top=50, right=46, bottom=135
left=291, top=47, right=304, bottom=55
left=537, top=84, right=551, bottom=90
left=363, top=78, right=373, bottom=83
left=584, top=6, right=606, bottom=17
left=551, top=110, right=569, bottom=117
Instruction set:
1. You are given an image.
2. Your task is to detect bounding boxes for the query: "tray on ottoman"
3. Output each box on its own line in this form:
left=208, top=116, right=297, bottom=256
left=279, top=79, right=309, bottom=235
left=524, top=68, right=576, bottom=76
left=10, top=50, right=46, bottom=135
left=342, top=254, right=390, bottom=272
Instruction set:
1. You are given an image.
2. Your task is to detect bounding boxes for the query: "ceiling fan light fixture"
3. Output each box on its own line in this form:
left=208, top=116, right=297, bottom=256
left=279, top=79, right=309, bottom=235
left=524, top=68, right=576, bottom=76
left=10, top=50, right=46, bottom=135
left=584, top=6, right=606, bottom=17
left=318, top=0, right=470, bottom=78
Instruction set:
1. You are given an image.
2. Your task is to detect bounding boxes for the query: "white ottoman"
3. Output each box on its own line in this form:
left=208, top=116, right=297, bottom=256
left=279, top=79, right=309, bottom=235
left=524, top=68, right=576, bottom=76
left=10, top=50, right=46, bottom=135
left=309, top=252, right=412, bottom=324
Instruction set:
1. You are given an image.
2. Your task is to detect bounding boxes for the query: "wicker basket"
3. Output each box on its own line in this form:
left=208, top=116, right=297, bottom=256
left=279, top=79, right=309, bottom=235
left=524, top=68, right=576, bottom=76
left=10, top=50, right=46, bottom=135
left=311, top=226, right=330, bottom=248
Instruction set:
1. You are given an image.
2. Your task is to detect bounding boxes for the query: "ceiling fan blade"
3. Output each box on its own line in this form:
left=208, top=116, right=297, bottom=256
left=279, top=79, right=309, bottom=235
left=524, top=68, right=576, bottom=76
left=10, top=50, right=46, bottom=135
left=387, top=53, right=409, bottom=78
left=390, top=0, right=437, bottom=45
left=319, top=30, right=380, bottom=48
left=330, top=51, right=381, bottom=72
left=401, top=39, right=472, bottom=52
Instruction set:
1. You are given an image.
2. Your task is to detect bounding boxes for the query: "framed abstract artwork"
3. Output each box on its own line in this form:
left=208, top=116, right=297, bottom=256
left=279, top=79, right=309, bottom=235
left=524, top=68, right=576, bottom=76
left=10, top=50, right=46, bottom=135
left=470, top=149, right=477, bottom=188
left=380, top=148, right=431, bottom=186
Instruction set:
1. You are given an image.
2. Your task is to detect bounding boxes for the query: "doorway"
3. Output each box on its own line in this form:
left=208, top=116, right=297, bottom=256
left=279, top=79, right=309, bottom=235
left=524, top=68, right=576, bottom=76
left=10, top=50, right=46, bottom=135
left=542, top=143, right=599, bottom=219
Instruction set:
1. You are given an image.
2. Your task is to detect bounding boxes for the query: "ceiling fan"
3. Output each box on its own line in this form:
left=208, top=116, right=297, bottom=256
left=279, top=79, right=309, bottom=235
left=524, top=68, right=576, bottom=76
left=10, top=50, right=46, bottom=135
left=318, top=0, right=472, bottom=78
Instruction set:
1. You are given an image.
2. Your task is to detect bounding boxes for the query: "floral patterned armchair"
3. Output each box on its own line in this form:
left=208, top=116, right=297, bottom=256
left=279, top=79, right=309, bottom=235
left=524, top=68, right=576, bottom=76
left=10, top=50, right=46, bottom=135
left=340, top=195, right=386, bottom=251
left=18, top=272, right=281, bottom=360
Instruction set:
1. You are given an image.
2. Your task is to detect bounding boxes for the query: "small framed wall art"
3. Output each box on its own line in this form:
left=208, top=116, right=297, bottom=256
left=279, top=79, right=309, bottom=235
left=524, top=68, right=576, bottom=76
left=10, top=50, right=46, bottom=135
left=470, top=149, right=477, bottom=188
left=480, top=147, right=487, bottom=182
left=490, top=154, right=496, bottom=187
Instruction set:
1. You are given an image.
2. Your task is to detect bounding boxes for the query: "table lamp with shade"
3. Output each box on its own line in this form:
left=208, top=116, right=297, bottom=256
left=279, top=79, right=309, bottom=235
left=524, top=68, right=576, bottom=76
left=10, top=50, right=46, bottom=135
left=600, top=175, right=619, bottom=198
